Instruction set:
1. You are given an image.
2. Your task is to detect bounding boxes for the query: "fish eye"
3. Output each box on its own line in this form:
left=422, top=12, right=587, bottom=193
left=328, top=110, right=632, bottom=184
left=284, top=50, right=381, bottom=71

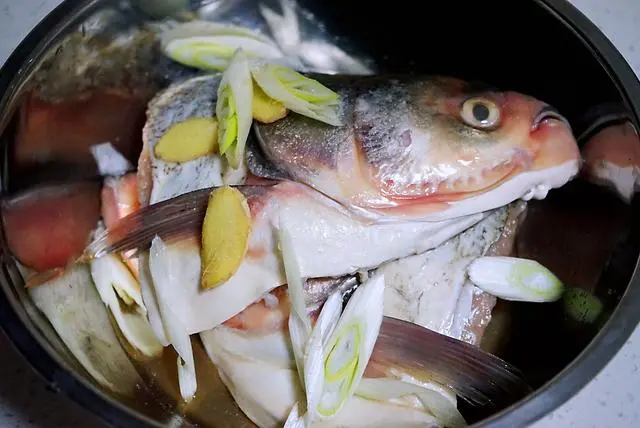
left=460, top=97, right=501, bottom=130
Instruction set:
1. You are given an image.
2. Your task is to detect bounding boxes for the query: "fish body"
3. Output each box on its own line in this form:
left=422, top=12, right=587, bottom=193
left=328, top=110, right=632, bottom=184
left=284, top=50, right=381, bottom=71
left=373, top=200, right=525, bottom=349
left=95, top=70, right=579, bottom=412
left=252, top=74, right=580, bottom=222
left=4, top=8, right=563, bottom=425
left=132, top=71, right=580, bottom=337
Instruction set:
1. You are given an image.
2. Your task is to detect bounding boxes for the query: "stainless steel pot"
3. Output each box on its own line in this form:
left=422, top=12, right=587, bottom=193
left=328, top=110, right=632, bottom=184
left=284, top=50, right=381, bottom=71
left=0, top=1, right=638, bottom=427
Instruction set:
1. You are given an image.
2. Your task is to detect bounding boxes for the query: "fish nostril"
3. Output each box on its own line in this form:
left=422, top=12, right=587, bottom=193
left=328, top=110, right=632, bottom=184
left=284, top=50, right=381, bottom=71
left=533, top=105, right=570, bottom=131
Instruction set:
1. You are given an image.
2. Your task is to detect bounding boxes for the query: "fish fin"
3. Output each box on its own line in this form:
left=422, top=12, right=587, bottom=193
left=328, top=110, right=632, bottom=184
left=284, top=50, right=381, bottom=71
left=372, top=316, right=532, bottom=407
left=83, top=187, right=211, bottom=261
left=82, top=184, right=276, bottom=261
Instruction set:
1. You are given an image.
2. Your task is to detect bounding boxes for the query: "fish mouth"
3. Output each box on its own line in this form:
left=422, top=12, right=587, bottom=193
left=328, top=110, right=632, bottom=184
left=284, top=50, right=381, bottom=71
left=532, top=105, right=570, bottom=131
left=375, top=159, right=525, bottom=208
left=429, top=162, right=524, bottom=203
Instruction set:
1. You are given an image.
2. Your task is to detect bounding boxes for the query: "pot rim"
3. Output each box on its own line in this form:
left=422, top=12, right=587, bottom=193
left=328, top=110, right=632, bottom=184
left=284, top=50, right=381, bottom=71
left=0, top=1, right=638, bottom=428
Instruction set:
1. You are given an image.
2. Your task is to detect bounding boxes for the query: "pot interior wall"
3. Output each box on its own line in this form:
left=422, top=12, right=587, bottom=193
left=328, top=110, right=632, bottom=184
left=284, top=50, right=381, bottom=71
left=299, top=0, right=623, bottom=127
left=0, top=0, right=638, bottom=427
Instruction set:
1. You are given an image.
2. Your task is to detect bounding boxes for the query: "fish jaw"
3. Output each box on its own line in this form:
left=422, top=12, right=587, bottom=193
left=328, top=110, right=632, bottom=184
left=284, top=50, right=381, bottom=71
left=410, top=159, right=579, bottom=222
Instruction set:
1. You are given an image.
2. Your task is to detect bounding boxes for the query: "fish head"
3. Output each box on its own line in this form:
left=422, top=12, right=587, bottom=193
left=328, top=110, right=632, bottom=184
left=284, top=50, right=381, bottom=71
left=354, top=77, right=581, bottom=221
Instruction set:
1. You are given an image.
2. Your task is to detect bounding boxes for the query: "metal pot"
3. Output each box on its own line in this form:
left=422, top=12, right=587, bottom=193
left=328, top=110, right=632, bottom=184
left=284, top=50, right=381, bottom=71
left=0, top=1, right=638, bottom=427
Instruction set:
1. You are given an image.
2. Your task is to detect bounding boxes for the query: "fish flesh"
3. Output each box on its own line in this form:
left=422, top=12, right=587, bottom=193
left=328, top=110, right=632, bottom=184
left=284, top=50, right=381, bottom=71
left=142, top=181, right=487, bottom=336
left=198, top=202, right=526, bottom=428
left=251, top=74, right=580, bottom=222
left=201, top=335, right=444, bottom=428
left=15, top=89, right=147, bottom=171
left=375, top=201, right=526, bottom=346
left=25, top=264, right=143, bottom=395
left=138, top=74, right=233, bottom=208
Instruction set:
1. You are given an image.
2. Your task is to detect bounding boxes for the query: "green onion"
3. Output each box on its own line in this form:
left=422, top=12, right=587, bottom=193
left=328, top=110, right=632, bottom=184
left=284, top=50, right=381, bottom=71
left=307, top=275, right=384, bottom=421
left=90, top=251, right=163, bottom=358
left=160, top=20, right=284, bottom=71
left=279, top=222, right=312, bottom=388
left=251, top=61, right=342, bottom=126
left=467, top=256, right=564, bottom=303
left=149, top=236, right=197, bottom=402
left=215, top=49, right=253, bottom=170
left=280, top=221, right=385, bottom=423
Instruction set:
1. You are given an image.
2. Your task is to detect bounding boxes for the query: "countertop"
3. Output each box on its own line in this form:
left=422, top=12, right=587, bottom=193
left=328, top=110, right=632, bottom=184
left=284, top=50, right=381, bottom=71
left=0, top=0, right=639, bottom=427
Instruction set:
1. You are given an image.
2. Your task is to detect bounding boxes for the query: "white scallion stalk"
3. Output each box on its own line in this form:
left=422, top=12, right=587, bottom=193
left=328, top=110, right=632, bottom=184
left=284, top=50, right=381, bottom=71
left=279, top=222, right=385, bottom=424
left=251, top=61, right=342, bottom=126
left=302, top=291, right=342, bottom=425
left=160, top=20, right=279, bottom=46
left=467, top=256, right=564, bottom=303
left=90, top=253, right=163, bottom=358
left=356, top=378, right=467, bottom=428
left=279, top=223, right=312, bottom=387
left=149, top=236, right=197, bottom=401
left=216, top=48, right=253, bottom=171
left=160, top=20, right=284, bottom=71
left=313, top=274, right=384, bottom=419
left=279, top=225, right=310, bottom=333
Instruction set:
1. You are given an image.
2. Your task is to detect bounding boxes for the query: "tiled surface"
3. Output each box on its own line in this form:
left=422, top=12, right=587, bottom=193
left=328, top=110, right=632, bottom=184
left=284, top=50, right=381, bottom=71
left=0, top=0, right=638, bottom=427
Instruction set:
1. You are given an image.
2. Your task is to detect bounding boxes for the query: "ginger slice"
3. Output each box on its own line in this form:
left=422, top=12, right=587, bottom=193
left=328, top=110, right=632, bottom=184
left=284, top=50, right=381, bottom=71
left=155, top=117, right=218, bottom=163
left=252, top=81, right=287, bottom=124
left=201, top=186, right=251, bottom=289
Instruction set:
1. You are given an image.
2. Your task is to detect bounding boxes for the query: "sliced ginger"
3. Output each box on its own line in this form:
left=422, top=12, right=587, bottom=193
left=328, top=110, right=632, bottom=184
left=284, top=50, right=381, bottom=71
left=201, top=186, right=252, bottom=289
left=252, top=81, right=288, bottom=124
left=155, top=117, right=219, bottom=163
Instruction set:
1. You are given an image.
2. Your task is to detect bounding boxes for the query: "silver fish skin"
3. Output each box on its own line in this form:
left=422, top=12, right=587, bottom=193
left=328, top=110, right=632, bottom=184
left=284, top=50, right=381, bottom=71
left=252, top=74, right=580, bottom=223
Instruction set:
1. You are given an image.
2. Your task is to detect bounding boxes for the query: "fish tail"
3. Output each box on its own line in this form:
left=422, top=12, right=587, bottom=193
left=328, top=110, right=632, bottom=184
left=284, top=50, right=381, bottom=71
left=371, top=316, right=532, bottom=406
